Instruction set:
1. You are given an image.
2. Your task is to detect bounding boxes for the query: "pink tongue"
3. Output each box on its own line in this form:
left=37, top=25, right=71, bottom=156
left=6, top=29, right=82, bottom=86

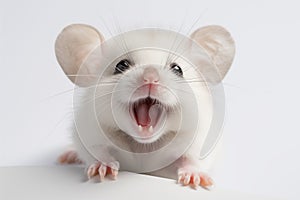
left=136, top=103, right=150, bottom=126
left=136, top=103, right=160, bottom=127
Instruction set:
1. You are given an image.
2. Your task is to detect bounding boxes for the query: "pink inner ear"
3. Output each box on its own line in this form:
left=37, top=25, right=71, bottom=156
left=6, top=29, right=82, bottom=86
left=190, top=25, right=235, bottom=81
left=55, top=24, right=104, bottom=87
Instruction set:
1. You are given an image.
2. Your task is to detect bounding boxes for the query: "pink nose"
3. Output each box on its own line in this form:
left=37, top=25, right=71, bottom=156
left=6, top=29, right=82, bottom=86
left=143, top=67, right=159, bottom=83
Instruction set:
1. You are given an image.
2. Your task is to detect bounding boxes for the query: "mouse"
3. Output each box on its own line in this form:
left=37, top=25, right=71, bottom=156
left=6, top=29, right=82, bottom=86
left=55, top=23, right=235, bottom=189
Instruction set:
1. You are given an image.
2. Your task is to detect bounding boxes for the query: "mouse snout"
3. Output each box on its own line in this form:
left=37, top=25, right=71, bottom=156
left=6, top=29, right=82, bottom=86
left=143, top=67, right=159, bottom=84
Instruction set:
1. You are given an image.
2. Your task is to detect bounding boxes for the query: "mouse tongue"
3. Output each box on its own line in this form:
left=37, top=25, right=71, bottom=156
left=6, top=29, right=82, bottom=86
left=149, top=104, right=160, bottom=126
left=135, top=101, right=160, bottom=127
left=136, top=103, right=150, bottom=126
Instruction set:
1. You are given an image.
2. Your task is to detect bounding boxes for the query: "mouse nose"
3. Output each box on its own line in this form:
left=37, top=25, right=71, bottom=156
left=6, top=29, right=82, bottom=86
left=143, top=67, right=159, bottom=84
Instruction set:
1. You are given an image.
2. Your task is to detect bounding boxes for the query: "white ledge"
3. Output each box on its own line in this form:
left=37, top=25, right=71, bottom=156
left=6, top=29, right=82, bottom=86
left=0, top=166, right=280, bottom=200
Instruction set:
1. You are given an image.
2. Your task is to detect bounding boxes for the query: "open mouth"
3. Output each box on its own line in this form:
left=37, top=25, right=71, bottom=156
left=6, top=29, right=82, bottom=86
left=130, top=97, right=165, bottom=136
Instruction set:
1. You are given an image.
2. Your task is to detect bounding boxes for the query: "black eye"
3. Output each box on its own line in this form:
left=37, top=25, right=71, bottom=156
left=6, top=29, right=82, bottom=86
left=170, top=63, right=183, bottom=77
left=114, top=59, right=131, bottom=74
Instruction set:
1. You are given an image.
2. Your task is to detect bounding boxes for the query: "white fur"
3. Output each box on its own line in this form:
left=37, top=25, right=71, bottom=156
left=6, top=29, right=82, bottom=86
left=55, top=24, right=235, bottom=179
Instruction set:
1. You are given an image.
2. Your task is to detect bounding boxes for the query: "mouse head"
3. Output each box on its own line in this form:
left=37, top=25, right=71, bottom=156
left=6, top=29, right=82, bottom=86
left=55, top=24, right=235, bottom=144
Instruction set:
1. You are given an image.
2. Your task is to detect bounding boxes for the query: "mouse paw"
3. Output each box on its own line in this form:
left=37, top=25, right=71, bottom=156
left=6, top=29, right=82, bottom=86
left=177, top=166, right=214, bottom=189
left=57, top=150, right=83, bottom=164
left=87, top=161, right=120, bottom=181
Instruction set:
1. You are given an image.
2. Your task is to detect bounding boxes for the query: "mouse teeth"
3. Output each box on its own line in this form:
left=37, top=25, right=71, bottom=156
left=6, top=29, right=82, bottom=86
left=138, top=125, right=143, bottom=132
left=149, top=125, right=153, bottom=133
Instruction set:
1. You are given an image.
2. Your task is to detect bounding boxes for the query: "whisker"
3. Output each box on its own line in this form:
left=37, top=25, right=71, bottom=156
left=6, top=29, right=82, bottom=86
left=40, top=80, right=120, bottom=102
left=65, top=74, right=121, bottom=82
left=39, top=89, right=76, bottom=102
left=78, top=88, right=130, bottom=106
left=165, top=13, right=188, bottom=65
left=95, top=81, right=119, bottom=85
left=112, top=14, right=135, bottom=63
left=44, top=111, right=73, bottom=139
left=98, top=15, right=131, bottom=61
left=175, top=78, right=206, bottom=83
left=168, top=10, right=207, bottom=65
left=66, top=74, right=100, bottom=77
left=80, top=92, right=114, bottom=105
left=99, top=15, right=116, bottom=39
left=171, top=87, right=194, bottom=95
left=178, top=80, right=207, bottom=84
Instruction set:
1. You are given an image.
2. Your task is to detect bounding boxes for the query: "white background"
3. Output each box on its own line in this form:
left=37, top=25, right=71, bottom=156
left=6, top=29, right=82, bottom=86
left=0, top=0, right=299, bottom=199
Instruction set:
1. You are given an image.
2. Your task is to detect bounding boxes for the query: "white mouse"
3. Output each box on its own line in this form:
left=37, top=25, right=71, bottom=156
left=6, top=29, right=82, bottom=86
left=55, top=24, right=235, bottom=189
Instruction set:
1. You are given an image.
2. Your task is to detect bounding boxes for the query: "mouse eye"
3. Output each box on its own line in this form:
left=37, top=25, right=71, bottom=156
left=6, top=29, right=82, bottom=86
left=114, top=59, right=131, bottom=74
left=170, top=63, right=183, bottom=77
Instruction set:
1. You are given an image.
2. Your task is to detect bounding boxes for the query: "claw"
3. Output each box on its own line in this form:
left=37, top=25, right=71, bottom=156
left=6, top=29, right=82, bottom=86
left=98, top=165, right=107, bottom=181
left=58, top=150, right=83, bottom=164
left=177, top=167, right=214, bottom=189
left=183, top=174, right=191, bottom=185
left=108, top=161, right=120, bottom=170
left=177, top=174, right=183, bottom=183
left=87, top=163, right=100, bottom=179
left=201, top=176, right=215, bottom=190
left=193, top=175, right=200, bottom=187
left=111, top=169, right=118, bottom=180
left=86, top=161, right=119, bottom=181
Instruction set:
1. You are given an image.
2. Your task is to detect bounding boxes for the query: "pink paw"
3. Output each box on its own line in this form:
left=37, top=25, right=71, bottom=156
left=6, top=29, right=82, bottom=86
left=87, top=161, right=119, bottom=181
left=177, top=166, right=214, bottom=189
left=58, top=150, right=83, bottom=164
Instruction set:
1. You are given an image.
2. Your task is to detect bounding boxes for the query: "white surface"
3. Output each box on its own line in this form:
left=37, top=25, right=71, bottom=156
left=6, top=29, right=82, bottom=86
left=0, top=0, right=299, bottom=199
left=0, top=166, right=279, bottom=200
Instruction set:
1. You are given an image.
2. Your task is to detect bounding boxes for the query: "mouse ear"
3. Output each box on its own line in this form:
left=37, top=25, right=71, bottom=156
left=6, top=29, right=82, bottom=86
left=55, top=24, right=104, bottom=87
left=191, top=25, right=235, bottom=81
